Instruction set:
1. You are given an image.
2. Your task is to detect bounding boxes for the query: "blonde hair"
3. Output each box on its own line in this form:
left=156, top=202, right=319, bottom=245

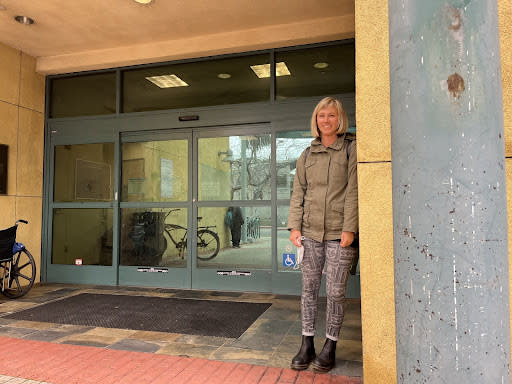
left=310, top=97, right=348, bottom=138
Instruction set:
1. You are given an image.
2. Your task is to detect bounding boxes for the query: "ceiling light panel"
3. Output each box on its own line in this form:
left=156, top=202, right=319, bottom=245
left=250, top=62, right=291, bottom=78
left=313, top=62, right=329, bottom=69
left=145, top=75, right=189, bottom=88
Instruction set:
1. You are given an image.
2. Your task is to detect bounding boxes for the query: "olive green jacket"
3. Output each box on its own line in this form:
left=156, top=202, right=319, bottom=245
left=287, top=134, right=358, bottom=242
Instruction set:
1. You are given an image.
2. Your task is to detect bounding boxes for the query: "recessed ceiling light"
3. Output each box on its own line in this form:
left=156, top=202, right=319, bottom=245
left=146, top=75, right=189, bottom=88
left=134, top=0, right=153, bottom=4
left=313, top=62, right=329, bottom=69
left=250, top=62, right=291, bottom=78
left=14, top=15, right=34, bottom=25
left=217, top=73, right=231, bottom=79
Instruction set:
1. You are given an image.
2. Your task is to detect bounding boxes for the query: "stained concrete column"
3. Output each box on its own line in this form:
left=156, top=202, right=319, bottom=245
left=389, top=1, right=510, bottom=382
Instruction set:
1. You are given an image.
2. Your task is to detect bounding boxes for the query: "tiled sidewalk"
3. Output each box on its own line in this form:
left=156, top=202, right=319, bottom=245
left=0, top=374, right=52, bottom=384
left=0, top=337, right=360, bottom=384
left=0, top=284, right=363, bottom=382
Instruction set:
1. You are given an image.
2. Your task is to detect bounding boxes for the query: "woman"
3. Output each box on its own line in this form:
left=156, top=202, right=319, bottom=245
left=287, top=96, right=358, bottom=372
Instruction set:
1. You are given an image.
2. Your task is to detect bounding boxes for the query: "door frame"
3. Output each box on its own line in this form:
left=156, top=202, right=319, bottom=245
left=44, top=126, right=119, bottom=285
left=117, top=129, right=193, bottom=288
left=42, top=95, right=359, bottom=296
left=191, top=123, right=273, bottom=292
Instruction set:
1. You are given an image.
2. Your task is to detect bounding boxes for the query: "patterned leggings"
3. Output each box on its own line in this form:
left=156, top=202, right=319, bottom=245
left=301, top=238, right=356, bottom=341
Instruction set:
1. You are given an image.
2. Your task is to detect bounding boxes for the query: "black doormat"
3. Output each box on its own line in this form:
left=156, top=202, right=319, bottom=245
left=4, top=293, right=271, bottom=338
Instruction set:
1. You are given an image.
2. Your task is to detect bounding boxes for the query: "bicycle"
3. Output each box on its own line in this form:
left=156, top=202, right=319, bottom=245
left=0, top=220, right=36, bottom=299
left=164, top=209, right=220, bottom=261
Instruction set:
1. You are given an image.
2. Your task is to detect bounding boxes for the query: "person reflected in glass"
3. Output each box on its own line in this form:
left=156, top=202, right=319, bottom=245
left=226, top=206, right=244, bottom=248
left=287, top=97, right=358, bottom=372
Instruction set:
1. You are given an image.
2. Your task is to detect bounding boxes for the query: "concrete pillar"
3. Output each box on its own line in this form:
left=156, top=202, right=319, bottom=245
left=389, top=1, right=510, bottom=382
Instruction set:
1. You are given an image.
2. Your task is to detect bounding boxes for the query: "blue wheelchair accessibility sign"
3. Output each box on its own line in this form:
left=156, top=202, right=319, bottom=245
left=283, top=253, right=296, bottom=268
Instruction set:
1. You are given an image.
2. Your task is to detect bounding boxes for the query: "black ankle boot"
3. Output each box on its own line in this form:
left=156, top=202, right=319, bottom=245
left=311, top=338, right=336, bottom=372
left=291, top=335, right=316, bottom=370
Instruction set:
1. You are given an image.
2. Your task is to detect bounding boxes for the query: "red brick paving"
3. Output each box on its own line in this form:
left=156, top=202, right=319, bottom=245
left=0, top=336, right=362, bottom=383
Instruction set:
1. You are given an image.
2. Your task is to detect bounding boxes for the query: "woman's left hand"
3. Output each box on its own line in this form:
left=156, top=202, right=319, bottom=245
left=340, top=231, right=354, bottom=247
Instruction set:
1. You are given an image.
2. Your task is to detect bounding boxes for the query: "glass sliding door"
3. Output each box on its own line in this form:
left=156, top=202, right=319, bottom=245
left=118, top=133, right=192, bottom=288
left=192, top=125, right=273, bottom=292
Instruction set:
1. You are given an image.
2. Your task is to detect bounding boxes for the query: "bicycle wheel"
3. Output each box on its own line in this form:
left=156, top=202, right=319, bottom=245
left=196, top=229, right=220, bottom=260
left=1, top=248, right=36, bottom=299
left=165, top=226, right=187, bottom=260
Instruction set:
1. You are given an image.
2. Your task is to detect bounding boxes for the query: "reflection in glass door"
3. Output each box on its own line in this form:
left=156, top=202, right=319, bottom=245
left=193, top=127, right=273, bottom=292
left=47, top=142, right=116, bottom=285
left=52, top=143, right=115, bottom=267
left=118, top=134, right=192, bottom=287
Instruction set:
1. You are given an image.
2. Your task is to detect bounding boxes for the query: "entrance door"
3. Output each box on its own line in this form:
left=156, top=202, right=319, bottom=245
left=118, top=130, right=192, bottom=288
left=191, top=124, right=273, bottom=292
left=118, top=124, right=274, bottom=291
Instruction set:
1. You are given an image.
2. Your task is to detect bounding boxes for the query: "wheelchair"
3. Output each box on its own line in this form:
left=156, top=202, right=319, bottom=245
left=0, top=220, right=36, bottom=298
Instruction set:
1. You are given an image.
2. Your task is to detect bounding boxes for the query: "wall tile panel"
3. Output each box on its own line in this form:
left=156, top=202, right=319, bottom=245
left=0, top=102, right=18, bottom=195
left=17, top=108, right=44, bottom=197
left=20, top=53, right=46, bottom=113
left=0, top=44, right=21, bottom=105
left=358, top=162, right=396, bottom=384
left=15, top=196, right=42, bottom=283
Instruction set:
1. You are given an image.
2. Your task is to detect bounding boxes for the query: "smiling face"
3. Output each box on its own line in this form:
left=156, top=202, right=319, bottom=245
left=316, top=105, right=339, bottom=138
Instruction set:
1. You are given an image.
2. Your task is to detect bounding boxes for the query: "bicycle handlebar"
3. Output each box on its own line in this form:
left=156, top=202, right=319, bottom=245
left=165, top=208, right=181, bottom=219
left=16, top=219, right=28, bottom=225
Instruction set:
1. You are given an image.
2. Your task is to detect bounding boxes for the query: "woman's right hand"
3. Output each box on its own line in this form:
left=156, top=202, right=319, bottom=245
left=289, top=229, right=303, bottom=247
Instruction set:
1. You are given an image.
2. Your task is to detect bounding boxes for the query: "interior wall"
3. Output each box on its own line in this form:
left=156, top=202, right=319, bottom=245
left=0, top=42, right=45, bottom=282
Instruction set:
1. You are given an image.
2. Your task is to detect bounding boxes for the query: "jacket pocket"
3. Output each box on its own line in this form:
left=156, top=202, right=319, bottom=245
left=303, top=197, right=313, bottom=226
left=304, top=160, right=317, bottom=187
left=329, top=202, right=344, bottom=229
left=331, top=159, right=347, bottom=182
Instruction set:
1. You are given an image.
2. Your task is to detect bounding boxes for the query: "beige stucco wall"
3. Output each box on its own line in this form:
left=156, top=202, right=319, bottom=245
left=0, top=42, right=45, bottom=283
left=37, top=14, right=355, bottom=75
left=355, top=0, right=395, bottom=383
left=499, top=0, right=512, bottom=371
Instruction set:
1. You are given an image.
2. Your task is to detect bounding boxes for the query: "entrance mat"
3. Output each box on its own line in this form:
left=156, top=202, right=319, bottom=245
left=4, top=293, right=271, bottom=338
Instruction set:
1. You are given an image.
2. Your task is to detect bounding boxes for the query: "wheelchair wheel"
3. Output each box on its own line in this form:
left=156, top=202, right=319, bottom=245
left=1, top=248, right=36, bottom=299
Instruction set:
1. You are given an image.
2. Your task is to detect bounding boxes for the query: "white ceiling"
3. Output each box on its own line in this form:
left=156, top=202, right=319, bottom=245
left=0, top=0, right=354, bottom=74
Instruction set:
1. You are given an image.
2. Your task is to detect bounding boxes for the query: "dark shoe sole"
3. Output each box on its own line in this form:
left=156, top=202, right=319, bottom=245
left=290, top=355, right=316, bottom=371
left=311, top=361, right=334, bottom=373
left=290, top=362, right=309, bottom=371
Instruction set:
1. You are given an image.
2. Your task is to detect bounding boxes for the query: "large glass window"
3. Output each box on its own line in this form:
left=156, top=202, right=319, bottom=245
left=276, top=42, right=355, bottom=100
left=50, top=72, right=117, bottom=118
left=198, top=134, right=271, bottom=201
left=123, top=54, right=270, bottom=113
left=277, top=205, right=296, bottom=272
left=54, top=143, right=114, bottom=203
left=276, top=130, right=312, bottom=199
left=52, top=208, right=113, bottom=265
left=48, top=41, right=355, bottom=118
